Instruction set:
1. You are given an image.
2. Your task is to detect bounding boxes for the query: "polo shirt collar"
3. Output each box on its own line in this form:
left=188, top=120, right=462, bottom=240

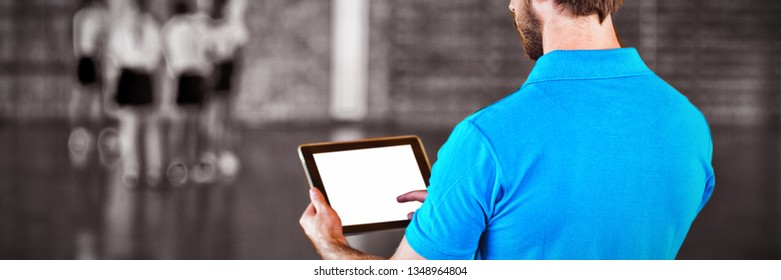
left=524, top=48, right=652, bottom=85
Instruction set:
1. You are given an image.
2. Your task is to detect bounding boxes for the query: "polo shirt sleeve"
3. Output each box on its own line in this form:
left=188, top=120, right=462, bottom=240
left=697, top=132, right=715, bottom=214
left=405, top=120, right=501, bottom=259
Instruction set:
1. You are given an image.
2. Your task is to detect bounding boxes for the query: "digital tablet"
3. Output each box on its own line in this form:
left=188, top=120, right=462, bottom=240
left=298, top=135, right=431, bottom=234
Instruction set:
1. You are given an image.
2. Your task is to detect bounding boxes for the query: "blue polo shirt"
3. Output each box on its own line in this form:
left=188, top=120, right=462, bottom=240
left=405, top=48, right=715, bottom=259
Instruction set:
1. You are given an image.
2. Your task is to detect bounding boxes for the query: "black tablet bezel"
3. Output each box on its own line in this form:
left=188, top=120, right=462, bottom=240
left=298, top=135, right=431, bottom=234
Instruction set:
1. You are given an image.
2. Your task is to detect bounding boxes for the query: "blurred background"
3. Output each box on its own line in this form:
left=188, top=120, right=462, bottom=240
left=1, top=0, right=780, bottom=259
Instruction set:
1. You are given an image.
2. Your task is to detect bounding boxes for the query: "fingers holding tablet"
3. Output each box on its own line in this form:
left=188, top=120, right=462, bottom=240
left=299, top=188, right=348, bottom=253
left=308, top=187, right=330, bottom=213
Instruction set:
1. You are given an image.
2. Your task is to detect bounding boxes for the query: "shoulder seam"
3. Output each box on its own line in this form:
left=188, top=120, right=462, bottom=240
left=463, top=120, right=505, bottom=193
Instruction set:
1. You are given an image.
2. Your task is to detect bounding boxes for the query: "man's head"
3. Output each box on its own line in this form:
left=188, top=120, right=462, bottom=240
left=509, top=0, right=624, bottom=60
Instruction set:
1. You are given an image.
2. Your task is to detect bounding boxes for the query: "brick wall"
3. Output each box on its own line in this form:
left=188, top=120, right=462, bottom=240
left=374, top=0, right=531, bottom=127
left=233, top=0, right=332, bottom=125
left=373, top=0, right=642, bottom=127
left=651, top=0, right=781, bottom=126
left=0, top=0, right=75, bottom=119
left=1, top=0, right=780, bottom=127
left=374, top=0, right=781, bottom=127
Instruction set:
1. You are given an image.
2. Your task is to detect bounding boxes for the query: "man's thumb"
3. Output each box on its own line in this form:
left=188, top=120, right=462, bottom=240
left=309, top=187, right=327, bottom=212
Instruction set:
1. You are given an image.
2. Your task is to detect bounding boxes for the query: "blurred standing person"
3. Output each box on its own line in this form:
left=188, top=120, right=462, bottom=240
left=162, top=0, right=215, bottom=186
left=70, top=0, right=108, bottom=168
left=207, top=0, right=248, bottom=180
left=70, top=0, right=110, bottom=260
left=107, top=0, right=163, bottom=187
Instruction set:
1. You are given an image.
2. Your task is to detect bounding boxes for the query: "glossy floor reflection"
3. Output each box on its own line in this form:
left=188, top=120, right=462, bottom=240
left=0, top=120, right=450, bottom=260
left=0, top=121, right=779, bottom=259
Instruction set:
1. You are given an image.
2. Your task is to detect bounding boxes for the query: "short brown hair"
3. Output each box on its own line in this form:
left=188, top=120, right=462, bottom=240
left=554, top=0, right=624, bottom=23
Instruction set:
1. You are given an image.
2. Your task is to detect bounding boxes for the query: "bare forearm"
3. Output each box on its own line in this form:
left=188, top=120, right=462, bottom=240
left=318, top=242, right=384, bottom=260
left=301, top=188, right=393, bottom=260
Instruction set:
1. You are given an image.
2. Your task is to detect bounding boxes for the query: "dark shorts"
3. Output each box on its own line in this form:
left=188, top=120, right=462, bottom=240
left=176, top=73, right=206, bottom=106
left=77, top=57, right=100, bottom=86
left=115, top=68, right=154, bottom=106
left=212, top=60, right=235, bottom=95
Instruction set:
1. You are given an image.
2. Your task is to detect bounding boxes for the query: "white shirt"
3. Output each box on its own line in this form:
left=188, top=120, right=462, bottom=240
left=162, top=14, right=213, bottom=76
left=73, top=3, right=108, bottom=57
left=108, top=11, right=161, bottom=71
left=209, top=0, right=249, bottom=61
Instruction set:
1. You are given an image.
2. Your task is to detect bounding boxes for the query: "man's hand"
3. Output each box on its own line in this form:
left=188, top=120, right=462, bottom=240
left=299, top=187, right=427, bottom=260
left=299, top=187, right=350, bottom=258
left=299, top=188, right=383, bottom=259
left=397, top=190, right=428, bottom=220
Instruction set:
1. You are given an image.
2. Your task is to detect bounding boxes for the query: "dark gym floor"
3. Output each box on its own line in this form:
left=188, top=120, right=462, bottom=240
left=0, top=120, right=779, bottom=259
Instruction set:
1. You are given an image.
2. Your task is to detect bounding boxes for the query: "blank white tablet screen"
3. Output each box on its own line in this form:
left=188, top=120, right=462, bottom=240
left=313, top=145, right=427, bottom=227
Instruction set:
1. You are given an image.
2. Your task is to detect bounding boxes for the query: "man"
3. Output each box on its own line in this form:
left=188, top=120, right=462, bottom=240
left=300, top=0, right=715, bottom=260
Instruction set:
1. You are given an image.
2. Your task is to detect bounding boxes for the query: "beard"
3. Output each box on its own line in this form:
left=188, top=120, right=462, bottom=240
left=514, top=0, right=544, bottom=60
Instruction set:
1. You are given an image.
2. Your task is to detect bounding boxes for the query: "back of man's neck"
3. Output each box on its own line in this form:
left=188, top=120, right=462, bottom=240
left=542, top=14, right=621, bottom=54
